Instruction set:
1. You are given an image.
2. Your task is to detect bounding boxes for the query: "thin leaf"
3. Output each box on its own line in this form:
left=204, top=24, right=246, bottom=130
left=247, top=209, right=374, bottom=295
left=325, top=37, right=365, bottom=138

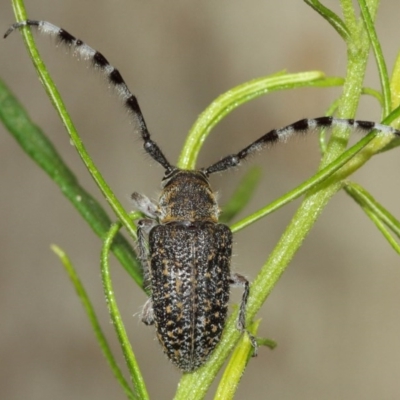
left=220, top=167, right=263, bottom=224
left=379, top=103, right=400, bottom=153
left=361, top=86, right=383, bottom=107
left=363, top=208, right=400, bottom=254
left=101, top=220, right=149, bottom=400
left=9, top=0, right=138, bottom=240
left=304, top=0, right=350, bottom=40
left=51, top=245, right=137, bottom=400
left=390, top=51, right=400, bottom=117
left=358, top=0, right=391, bottom=116
left=178, top=72, right=345, bottom=170
left=214, top=320, right=261, bottom=400
left=319, top=87, right=384, bottom=155
left=344, top=182, right=400, bottom=254
left=387, top=51, right=400, bottom=150
left=231, top=129, right=377, bottom=233
left=0, top=78, right=143, bottom=286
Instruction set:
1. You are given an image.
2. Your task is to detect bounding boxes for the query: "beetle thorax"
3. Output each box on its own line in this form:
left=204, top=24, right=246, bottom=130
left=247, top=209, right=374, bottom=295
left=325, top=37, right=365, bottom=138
left=158, top=169, right=219, bottom=223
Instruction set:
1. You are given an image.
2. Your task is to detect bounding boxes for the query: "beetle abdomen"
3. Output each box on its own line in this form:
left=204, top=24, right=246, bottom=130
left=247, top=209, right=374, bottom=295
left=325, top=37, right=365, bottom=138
left=149, top=222, right=232, bottom=371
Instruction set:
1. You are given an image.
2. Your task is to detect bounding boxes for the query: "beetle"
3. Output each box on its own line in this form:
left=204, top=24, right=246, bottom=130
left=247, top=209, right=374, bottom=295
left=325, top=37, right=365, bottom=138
left=5, top=20, right=400, bottom=372
left=131, top=169, right=257, bottom=371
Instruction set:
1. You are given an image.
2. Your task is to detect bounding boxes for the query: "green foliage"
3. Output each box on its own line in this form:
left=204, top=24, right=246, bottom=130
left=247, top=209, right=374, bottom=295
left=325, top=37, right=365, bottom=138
left=1, top=0, right=399, bottom=399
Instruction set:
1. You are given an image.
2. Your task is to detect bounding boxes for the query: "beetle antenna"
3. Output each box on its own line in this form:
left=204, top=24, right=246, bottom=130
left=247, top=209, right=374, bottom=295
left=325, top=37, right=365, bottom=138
left=4, top=20, right=173, bottom=172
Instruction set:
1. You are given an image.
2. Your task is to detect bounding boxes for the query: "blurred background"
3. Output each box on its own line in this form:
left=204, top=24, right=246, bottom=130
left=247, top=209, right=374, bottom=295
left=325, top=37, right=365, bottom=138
left=1, top=1, right=399, bottom=399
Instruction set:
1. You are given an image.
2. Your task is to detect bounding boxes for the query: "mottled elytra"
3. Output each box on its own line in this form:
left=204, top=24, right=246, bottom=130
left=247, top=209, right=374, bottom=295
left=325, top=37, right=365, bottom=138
left=5, top=20, right=400, bottom=372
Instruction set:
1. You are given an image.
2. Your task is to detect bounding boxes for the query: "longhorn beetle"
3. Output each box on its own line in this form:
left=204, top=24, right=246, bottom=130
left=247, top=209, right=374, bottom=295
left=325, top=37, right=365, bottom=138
left=5, top=20, right=400, bottom=372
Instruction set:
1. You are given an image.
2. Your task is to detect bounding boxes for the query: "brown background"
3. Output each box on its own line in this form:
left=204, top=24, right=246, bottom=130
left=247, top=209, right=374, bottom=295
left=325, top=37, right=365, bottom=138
left=1, top=1, right=400, bottom=399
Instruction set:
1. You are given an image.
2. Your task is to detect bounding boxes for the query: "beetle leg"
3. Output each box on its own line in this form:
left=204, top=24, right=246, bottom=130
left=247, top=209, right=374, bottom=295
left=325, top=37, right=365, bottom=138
left=141, top=297, right=155, bottom=325
left=131, top=192, right=160, bottom=219
left=136, top=223, right=154, bottom=328
left=230, top=273, right=258, bottom=356
left=137, top=218, right=157, bottom=288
